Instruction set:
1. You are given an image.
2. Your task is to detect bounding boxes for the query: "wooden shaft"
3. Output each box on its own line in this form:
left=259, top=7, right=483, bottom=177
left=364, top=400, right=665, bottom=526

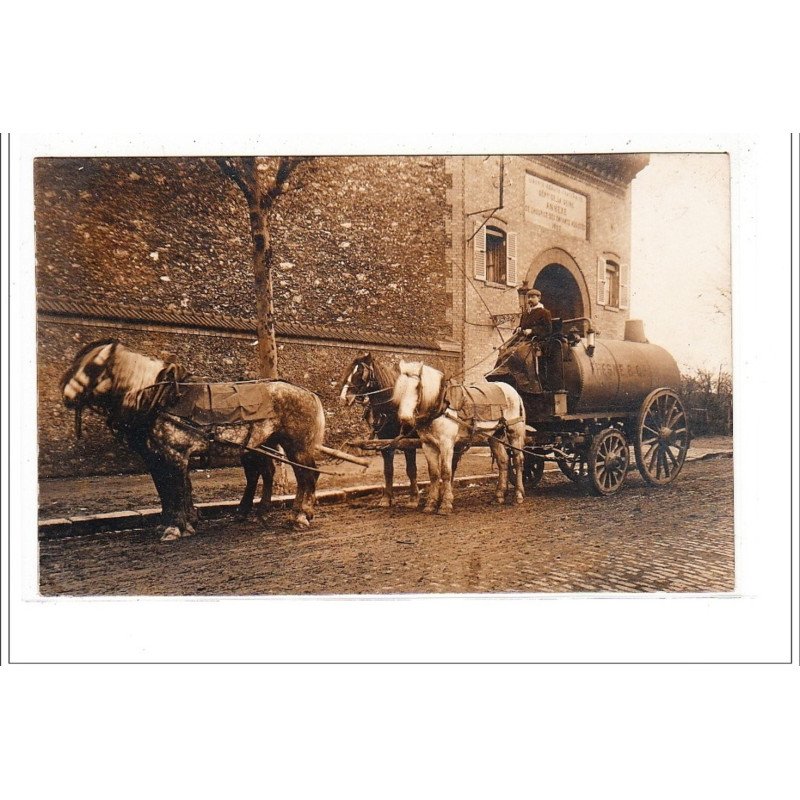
left=346, top=438, right=422, bottom=451
left=317, top=445, right=371, bottom=467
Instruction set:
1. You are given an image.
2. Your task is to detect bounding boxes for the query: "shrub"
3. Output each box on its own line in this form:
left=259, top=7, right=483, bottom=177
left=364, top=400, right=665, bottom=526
left=680, top=368, right=732, bottom=436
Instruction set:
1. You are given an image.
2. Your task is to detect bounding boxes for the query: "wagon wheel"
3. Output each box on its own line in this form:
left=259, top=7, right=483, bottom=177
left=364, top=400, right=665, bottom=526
left=634, top=388, right=691, bottom=487
left=522, top=451, right=545, bottom=487
left=556, top=450, right=588, bottom=483
left=586, top=427, right=630, bottom=496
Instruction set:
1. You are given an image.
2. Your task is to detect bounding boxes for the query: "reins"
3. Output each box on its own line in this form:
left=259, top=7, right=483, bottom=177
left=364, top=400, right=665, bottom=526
left=443, top=347, right=502, bottom=384
left=353, top=386, right=394, bottom=401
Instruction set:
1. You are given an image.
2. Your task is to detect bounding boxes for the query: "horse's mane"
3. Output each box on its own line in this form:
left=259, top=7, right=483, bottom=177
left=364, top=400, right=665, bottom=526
left=393, top=361, right=443, bottom=413
left=111, top=345, right=176, bottom=413
left=417, top=363, right=444, bottom=410
left=370, top=356, right=399, bottom=390
left=341, top=353, right=398, bottom=392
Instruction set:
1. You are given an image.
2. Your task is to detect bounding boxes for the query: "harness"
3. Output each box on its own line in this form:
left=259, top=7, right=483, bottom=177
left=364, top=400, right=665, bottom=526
left=157, top=411, right=348, bottom=476
left=408, top=377, right=523, bottom=434
left=343, top=361, right=396, bottom=430
left=86, top=371, right=348, bottom=476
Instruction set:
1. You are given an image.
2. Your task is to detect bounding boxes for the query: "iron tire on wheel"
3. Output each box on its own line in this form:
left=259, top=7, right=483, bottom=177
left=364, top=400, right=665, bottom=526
left=634, top=388, right=691, bottom=487
left=587, top=427, right=630, bottom=496
left=522, top=451, right=545, bottom=487
left=557, top=450, right=588, bottom=483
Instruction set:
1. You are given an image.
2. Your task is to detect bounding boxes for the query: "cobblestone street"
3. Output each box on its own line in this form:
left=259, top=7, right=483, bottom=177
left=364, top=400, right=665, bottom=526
left=39, top=457, right=734, bottom=596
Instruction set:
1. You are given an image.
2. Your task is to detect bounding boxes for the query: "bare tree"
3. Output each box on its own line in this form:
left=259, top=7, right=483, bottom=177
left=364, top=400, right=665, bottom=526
left=215, top=156, right=310, bottom=378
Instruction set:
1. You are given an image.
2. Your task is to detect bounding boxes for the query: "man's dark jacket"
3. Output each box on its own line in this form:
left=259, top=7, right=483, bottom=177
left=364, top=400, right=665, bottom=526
left=519, top=305, right=553, bottom=339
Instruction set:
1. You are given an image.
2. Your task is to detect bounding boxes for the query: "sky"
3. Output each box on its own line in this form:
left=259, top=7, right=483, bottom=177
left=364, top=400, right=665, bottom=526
left=630, top=153, right=732, bottom=375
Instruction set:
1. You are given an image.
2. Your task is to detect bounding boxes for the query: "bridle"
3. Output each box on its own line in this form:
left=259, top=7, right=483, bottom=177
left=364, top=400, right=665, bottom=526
left=63, top=342, right=120, bottom=438
left=343, top=361, right=394, bottom=407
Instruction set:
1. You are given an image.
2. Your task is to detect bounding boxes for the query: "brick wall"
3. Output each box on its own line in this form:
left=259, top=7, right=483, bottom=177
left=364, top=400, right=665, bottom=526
left=457, top=155, right=640, bottom=382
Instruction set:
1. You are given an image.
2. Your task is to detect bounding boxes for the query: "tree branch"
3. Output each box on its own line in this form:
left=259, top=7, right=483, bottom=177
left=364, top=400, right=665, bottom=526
left=215, top=157, right=256, bottom=206
left=265, top=156, right=311, bottom=205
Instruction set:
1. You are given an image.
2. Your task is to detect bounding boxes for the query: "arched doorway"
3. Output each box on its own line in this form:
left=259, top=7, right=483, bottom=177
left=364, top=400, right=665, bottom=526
left=525, top=247, right=589, bottom=323
left=533, top=264, right=584, bottom=321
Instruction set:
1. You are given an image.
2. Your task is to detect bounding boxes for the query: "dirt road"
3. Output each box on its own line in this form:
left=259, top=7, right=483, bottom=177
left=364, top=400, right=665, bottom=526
left=39, top=458, right=733, bottom=596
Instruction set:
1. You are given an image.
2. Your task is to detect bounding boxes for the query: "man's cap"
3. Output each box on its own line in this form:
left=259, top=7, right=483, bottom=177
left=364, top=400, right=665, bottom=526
left=527, top=288, right=542, bottom=297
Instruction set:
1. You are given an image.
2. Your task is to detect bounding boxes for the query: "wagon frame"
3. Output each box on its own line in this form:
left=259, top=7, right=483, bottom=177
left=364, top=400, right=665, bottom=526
left=518, top=385, right=690, bottom=496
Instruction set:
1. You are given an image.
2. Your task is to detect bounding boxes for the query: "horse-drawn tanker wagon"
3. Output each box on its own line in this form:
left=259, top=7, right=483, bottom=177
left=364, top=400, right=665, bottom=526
left=345, top=318, right=690, bottom=504
left=60, top=321, right=690, bottom=540
left=485, top=318, right=691, bottom=496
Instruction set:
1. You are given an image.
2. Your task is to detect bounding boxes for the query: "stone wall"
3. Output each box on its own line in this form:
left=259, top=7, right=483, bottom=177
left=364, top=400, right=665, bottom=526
left=36, top=155, right=457, bottom=477
left=35, top=156, right=451, bottom=337
left=39, top=319, right=459, bottom=478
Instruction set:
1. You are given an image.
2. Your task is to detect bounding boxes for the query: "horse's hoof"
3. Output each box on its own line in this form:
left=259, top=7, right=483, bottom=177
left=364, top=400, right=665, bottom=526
left=293, top=514, right=311, bottom=530
left=422, top=504, right=437, bottom=514
left=378, top=495, right=392, bottom=508
left=183, top=523, right=196, bottom=537
left=160, top=526, right=182, bottom=542
left=495, top=496, right=507, bottom=505
left=515, top=493, right=525, bottom=505
left=406, top=497, right=421, bottom=509
left=437, top=506, right=452, bottom=516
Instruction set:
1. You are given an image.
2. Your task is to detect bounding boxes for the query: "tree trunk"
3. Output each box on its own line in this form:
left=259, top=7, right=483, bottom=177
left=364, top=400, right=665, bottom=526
left=248, top=196, right=279, bottom=378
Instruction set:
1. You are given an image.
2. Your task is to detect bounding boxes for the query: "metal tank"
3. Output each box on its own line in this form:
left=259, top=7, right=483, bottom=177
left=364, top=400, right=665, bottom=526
left=560, top=338, right=681, bottom=414
left=485, top=319, right=690, bottom=496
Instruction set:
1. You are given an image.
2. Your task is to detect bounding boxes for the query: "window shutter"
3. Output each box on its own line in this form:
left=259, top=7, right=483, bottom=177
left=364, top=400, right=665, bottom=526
left=473, top=222, right=487, bottom=281
left=596, top=255, right=607, bottom=305
left=505, top=231, right=518, bottom=286
left=619, top=261, right=630, bottom=310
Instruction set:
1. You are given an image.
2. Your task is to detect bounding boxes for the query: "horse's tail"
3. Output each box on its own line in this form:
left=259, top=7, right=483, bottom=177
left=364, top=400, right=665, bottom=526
left=312, top=393, right=326, bottom=452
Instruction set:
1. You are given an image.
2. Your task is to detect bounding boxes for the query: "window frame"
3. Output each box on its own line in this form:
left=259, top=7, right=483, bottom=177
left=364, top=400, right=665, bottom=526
left=485, top=225, right=507, bottom=285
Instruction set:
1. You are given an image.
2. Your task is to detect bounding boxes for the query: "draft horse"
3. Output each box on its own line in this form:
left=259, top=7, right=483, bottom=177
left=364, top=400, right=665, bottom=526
left=61, top=339, right=325, bottom=540
left=339, top=352, right=420, bottom=508
left=392, top=360, right=527, bottom=514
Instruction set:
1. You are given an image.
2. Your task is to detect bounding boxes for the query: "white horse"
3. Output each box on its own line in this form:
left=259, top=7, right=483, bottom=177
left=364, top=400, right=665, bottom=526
left=392, top=361, right=526, bottom=514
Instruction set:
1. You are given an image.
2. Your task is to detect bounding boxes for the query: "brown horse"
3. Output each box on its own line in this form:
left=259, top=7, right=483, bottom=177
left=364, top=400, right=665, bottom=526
left=61, top=339, right=325, bottom=540
left=339, top=353, right=420, bottom=507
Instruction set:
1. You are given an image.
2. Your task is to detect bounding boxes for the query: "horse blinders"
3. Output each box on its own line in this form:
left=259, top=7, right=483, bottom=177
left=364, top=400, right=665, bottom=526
left=63, top=342, right=117, bottom=409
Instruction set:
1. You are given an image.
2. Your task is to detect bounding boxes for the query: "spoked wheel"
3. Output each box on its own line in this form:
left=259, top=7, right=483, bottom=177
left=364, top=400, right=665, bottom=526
left=634, top=388, right=691, bottom=486
left=587, top=427, right=630, bottom=496
left=556, top=450, right=588, bottom=483
left=522, top=451, right=545, bottom=487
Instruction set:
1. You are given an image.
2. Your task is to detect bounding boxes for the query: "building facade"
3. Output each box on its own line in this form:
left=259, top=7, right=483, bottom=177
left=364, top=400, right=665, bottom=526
left=36, top=153, right=648, bottom=477
left=450, top=154, right=649, bottom=382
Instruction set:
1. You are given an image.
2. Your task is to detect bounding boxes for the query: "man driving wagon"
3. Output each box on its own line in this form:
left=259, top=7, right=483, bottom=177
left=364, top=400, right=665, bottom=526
left=493, top=288, right=554, bottom=394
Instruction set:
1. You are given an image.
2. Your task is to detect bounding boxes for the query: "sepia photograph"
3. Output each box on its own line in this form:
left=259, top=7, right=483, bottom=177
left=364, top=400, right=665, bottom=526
left=34, top=151, right=733, bottom=597
left=3, top=11, right=798, bottom=800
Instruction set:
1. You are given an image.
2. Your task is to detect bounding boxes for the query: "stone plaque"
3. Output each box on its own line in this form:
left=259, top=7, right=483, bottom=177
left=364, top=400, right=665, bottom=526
left=525, top=174, right=587, bottom=239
